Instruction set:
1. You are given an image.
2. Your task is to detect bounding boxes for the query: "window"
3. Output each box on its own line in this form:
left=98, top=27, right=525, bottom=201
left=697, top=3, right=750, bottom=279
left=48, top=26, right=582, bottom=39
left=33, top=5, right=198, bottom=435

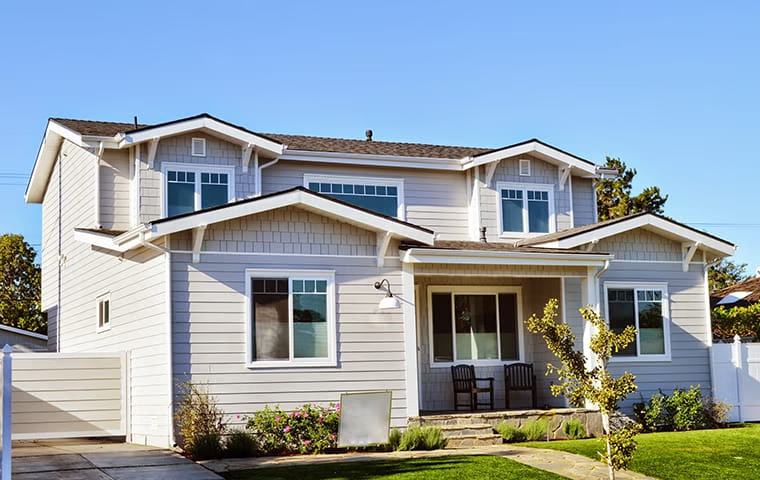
left=162, top=163, right=235, bottom=217
left=304, top=174, right=404, bottom=219
left=519, top=159, right=531, bottom=176
left=97, top=294, right=110, bottom=332
left=604, top=283, right=670, bottom=361
left=496, top=182, right=555, bottom=236
left=428, top=286, right=522, bottom=366
left=191, top=137, right=206, bottom=157
left=247, top=269, right=336, bottom=367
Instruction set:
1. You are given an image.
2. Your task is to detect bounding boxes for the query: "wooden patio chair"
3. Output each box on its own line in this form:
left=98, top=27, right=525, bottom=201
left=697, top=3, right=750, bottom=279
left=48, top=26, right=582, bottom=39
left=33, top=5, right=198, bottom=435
left=451, top=364, right=494, bottom=411
left=504, top=363, right=537, bottom=409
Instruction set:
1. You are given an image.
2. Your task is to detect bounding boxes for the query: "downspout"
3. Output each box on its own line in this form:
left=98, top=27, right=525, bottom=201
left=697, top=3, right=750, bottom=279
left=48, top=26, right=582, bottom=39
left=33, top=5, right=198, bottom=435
left=94, top=141, right=104, bottom=228
left=256, top=155, right=280, bottom=196
left=57, top=151, right=63, bottom=352
left=140, top=233, right=175, bottom=447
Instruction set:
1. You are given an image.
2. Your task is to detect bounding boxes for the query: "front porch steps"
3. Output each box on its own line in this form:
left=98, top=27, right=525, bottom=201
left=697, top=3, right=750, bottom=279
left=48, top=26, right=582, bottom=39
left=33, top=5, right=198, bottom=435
left=438, top=424, right=503, bottom=448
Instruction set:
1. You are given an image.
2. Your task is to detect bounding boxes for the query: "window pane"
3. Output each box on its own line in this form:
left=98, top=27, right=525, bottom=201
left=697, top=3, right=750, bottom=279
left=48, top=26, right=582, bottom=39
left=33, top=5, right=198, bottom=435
left=201, top=184, right=228, bottom=209
left=638, top=294, right=664, bottom=355
left=608, top=289, right=637, bottom=356
left=502, top=198, right=524, bottom=232
left=499, top=293, right=519, bottom=360
left=528, top=199, right=549, bottom=233
left=293, top=292, right=328, bottom=358
left=454, top=295, right=498, bottom=360
left=201, top=173, right=209, bottom=183
left=252, top=289, right=289, bottom=361
left=308, top=182, right=319, bottom=191
left=326, top=193, right=398, bottom=217
left=167, top=182, right=195, bottom=217
left=431, top=293, right=453, bottom=362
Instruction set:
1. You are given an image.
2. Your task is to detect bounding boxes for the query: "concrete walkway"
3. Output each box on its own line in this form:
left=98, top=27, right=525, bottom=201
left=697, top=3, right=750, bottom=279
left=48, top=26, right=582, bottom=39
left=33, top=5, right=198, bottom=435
left=9, top=438, right=222, bottom=479
left=202, top=445, right=655, bottom=480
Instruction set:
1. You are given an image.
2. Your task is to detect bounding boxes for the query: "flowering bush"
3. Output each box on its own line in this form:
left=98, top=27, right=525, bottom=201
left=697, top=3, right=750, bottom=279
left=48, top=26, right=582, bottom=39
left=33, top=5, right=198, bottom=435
left=246, top=402, right=340, bottom=454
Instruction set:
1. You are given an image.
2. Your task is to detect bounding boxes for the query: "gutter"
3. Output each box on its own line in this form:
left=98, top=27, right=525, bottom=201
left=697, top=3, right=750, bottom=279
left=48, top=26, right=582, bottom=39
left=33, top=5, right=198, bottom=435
left=139, top=233, right=175, bottom=448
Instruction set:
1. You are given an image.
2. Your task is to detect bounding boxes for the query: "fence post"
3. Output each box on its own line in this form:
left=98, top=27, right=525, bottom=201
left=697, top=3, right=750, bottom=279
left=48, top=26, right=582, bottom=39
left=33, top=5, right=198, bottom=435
left=2, top=344, right=12, bottom=480
left=732, top=335, right=743, bottom=423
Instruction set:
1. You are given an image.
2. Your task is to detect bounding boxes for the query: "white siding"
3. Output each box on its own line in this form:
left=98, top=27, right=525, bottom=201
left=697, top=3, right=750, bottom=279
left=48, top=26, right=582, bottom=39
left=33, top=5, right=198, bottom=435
left=262, top=161, right=469, bottom=239
left=100, top=149, right=131, bottom=230
left=41, top=159, right=60, bottom=351
left=44, top=140, right=171, bottom=447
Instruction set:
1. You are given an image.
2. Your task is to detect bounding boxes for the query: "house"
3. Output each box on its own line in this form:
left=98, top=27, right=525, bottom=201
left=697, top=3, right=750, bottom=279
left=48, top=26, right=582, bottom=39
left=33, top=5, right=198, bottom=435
left=0, top=324, right=48, bottom=352
left=711, top=274, right=760, bottom=308
left=25, top=113, right=736, bottom=447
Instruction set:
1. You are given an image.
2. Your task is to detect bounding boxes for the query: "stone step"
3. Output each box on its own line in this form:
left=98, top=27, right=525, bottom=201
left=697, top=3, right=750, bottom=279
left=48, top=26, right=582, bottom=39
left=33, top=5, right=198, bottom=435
left=444, top=434, right=503, bottom=449
left=439, top=424, right=495, bottom=437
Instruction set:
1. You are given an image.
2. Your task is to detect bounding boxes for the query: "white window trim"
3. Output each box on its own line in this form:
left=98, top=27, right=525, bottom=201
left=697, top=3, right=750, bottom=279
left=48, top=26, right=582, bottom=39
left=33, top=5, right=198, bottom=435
left=303, top=173, right=406, bottom=220
left=495, top=181, right=556, bottom=238
left=604, top=281, right=672, bottom=363
left=191, top=137, right=206, bottom=157
left=160, top=162, right=236, bottom=218
left=427, top=285, right=524, bottom=368
left=519, top=159, right=531, bottom=176
left=96, top=292, right=111, bottom=333
left=245, top=268, right=337, bottom=368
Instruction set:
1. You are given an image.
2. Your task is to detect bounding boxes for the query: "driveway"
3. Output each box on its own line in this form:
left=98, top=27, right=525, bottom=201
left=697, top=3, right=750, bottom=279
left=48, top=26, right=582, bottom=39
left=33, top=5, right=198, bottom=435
left=9, top=438, right=222, bottom=479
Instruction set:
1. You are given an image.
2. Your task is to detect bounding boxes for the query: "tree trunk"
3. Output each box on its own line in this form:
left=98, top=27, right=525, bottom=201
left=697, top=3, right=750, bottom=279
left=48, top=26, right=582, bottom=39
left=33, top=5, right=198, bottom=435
left=602, top=411, right=614, bottom=480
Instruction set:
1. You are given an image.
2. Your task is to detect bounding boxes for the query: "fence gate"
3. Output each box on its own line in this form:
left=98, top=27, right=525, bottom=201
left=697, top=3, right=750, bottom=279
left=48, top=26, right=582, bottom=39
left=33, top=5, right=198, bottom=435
left=710, top=337, right=760, bottom=422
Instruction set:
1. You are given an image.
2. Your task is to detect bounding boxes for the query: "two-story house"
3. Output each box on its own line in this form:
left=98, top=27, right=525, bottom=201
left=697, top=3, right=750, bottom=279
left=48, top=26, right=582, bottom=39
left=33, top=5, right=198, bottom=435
left=26, top=113, right=735, bottom=447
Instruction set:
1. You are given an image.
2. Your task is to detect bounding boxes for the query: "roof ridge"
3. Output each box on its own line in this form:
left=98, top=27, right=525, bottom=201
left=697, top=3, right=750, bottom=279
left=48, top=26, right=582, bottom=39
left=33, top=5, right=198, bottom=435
left=51, top=117, right=146, bottom=127
left=262, top=131, right=492, bottom=152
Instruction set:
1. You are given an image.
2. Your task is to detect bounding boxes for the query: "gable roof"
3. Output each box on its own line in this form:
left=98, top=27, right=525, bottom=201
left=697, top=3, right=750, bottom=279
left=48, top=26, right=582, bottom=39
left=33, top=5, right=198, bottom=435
left=52, top=118, right=148, bottom=136
left=711, top=276, right=760, bottom=307
left=74, top=187, right=435, bottom=252
left=518, top=212, right=736, bottom=258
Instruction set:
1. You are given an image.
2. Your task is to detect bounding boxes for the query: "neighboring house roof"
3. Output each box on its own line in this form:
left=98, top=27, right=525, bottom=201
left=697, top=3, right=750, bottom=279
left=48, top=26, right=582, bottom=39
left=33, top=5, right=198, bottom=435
left=0, top=324, right=48, bottom=341
left=711, top=277, right=760, bottom=307
left=517, top=212, right=736, bottom=258
left=74, top=187, right=435, bottom=253
left=27, top=113, right=610, bottom=203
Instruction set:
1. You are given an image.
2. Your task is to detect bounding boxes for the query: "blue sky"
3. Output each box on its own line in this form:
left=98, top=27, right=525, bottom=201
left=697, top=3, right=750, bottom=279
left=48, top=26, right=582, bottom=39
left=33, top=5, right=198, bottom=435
left=1, top=1, right=758, bottom=272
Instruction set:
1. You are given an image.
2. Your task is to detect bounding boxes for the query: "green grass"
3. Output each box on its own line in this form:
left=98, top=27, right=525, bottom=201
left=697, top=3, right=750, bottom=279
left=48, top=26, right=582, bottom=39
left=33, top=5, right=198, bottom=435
left=521, top=423, right=760, bottom=480
left=223, top=456, right=565, bottom=480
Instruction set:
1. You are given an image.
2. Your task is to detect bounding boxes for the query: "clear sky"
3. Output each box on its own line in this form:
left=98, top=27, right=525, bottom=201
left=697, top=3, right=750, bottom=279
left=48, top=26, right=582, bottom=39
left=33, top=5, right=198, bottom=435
left=1, top=1, right=758, bottom=271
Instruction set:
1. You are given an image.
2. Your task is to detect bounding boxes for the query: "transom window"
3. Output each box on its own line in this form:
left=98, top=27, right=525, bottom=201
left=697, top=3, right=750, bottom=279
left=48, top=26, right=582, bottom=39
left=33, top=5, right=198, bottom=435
left=247, top=269, right=336, bottom=367
left=304, top=174, right=404, bottom=219
left=428, top=287, right=522, bottom=366
left=162, top=163, right=235, bottom=217
left=497, top=182, right=555, bottom=236
left=605, top=283, right=670, bottom=361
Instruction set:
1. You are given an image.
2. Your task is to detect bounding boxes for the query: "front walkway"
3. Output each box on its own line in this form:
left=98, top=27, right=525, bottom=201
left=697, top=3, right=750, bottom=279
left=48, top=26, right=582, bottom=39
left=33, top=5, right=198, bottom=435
left=202, top=444, right=654, bottom=480
left=8, top=438, right=221, bottom=479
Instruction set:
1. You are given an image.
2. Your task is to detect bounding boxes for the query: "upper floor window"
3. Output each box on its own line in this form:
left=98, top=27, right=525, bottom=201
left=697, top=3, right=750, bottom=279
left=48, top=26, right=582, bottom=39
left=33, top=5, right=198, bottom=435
left=605, top=282, right=671, bottom=361
left=304, top=174, right=405, bottom=219
left=96, top=293, right=110, bottom=332
left=162, top=162, right=235, bottom=217
left=191, top=137, right=206, bottom=157
left=496, top=182, right=555, bottom=236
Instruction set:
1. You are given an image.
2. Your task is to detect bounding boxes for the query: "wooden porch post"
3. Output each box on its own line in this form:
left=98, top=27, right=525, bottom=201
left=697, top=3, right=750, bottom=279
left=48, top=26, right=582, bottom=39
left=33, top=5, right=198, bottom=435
left=401, top=262, right=420, bottom=417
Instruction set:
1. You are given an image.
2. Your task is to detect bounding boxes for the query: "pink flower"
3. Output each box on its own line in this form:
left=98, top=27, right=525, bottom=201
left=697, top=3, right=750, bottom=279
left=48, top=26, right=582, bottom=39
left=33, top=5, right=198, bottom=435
left=318, top=417, right=323, bottom=423
left=236, top=415, right=241, bottom=420
left=331, top=434, right=336, bottom=440
left=295, top=411, right=301, bottom=417
left=275, top=417, right=281, bottom=423
left=304, top=440, right=311, bottom=446
left=284, top=426, right=291, bottom=433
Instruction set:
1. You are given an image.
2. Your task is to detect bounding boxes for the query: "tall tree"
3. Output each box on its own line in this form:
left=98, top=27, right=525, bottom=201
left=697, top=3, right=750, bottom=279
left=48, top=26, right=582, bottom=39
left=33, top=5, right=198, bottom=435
left=596, top=157, right=668, bottom=221
left=709, top=260, right=748, bottom=292
left=0, top=234, right=45, bottom=333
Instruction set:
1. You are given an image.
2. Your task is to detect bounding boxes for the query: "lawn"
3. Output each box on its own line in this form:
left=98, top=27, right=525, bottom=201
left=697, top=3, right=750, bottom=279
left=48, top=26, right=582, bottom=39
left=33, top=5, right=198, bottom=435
left=222, top=455, right=565, bottom=480
left=522, top=423, right=760, bottom=480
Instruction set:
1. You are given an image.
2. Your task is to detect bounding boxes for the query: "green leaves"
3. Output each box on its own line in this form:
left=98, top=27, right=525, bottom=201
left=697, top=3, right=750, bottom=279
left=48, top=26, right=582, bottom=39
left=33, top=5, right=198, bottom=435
left=0, top=233, right=45, bottom=333
left=595, top=157, right=668, bottom=221
left=712, top=303, right=760, bottom=340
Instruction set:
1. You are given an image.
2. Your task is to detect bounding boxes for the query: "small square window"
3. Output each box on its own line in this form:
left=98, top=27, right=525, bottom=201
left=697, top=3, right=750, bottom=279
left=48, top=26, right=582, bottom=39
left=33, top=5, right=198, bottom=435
left=201, top=173, right=209, bottom=183
left=376, top=186, right=387, bottom=196
left=168, top=171, right=177, bottom=182
left=187, top=172, right=195, bottom=182
left=354, top=185, right=365, bottom=194
left=308, top=182, right=319, bottom=191
left=519, top=159, right=531, bottom=176
left=320, top=183, right=331, bottom=193
left=387, top=186, right=397, bottom=196
left=344, top=184, right=354, bottom=194
left=97, top=295, right=110, bottom=331
left=191, top=138, right=206, bottom=157
left=365, top=185, right=376, bottom=195
left=331, top=184, right=343, bottom=193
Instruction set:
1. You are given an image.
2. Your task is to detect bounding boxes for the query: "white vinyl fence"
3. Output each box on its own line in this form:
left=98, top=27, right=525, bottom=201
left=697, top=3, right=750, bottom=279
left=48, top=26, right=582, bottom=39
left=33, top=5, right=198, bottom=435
left=710, top=336, right=760, bottom=422
left=0, top=347, right=125, bottom=480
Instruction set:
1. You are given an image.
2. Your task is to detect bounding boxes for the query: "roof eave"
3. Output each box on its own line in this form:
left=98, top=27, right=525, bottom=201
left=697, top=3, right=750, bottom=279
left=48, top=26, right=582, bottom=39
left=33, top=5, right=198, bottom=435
left=402, top=247, right=612, bottom=267
left=461, top=140, right=599, bottom=176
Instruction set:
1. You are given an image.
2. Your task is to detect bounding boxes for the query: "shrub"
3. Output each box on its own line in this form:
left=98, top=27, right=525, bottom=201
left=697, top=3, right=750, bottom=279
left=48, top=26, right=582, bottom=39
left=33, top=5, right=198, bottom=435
left=246, top=402, right=340, bottom=455
left=388, top=428, right=402, bottom=450
left=703, top=396, right=732, bottom=428
left=712, top=304, right=760, bottom=341
left=495, top=422, right=526, bottom=443
left=563, top=419, right=586, bottom=440
left=638, top=392, right=667, bottom=432
left=635, top=386, right=729, bottom=432
left=175, top=381, right=226, bottom=459
left=224, top=429, right=258, bottom=458
left=665, top=386, right=707, bottom=431
left=396, top=426, right=448, bottom=451
left=520, top=420, right=548, bottom=442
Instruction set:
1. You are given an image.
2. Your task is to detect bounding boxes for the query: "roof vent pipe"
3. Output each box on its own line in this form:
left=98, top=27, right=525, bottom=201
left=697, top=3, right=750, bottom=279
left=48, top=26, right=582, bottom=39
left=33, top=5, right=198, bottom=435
left=365, top=129, right=373, bottom=141
left=479, top=226, right=487, bottom=243
left=134, top=116, right=138, bottom=128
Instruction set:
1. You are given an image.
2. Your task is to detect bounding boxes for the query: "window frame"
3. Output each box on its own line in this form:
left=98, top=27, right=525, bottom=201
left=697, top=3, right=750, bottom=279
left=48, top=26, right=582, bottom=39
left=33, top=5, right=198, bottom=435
left=245, top=268, right=337, bottom=369
left=161, top=162, right=236, bottom=218
left=191, top=137, right=207, bottom=157
left=96, top=292, right=111, bottom=333
left=426, top=285, right=524, bottom=368
left=303, top=173, right=406, bottom=220
left=495, top=181, right=556, bottom=238
left=519, top=159, right=531, bottom=176
left=603, top=281, right=672, bottom=362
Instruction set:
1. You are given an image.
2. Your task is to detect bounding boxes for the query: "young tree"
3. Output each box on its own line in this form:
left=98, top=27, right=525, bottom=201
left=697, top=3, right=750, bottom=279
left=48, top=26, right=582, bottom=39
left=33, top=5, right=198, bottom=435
left=0, top=233, right=45, bottom=333
left=708, top=260, right=748, bottom=291
left=526, top=299, right=641, bottom=480
left=596, top=157, right=668, bottom=221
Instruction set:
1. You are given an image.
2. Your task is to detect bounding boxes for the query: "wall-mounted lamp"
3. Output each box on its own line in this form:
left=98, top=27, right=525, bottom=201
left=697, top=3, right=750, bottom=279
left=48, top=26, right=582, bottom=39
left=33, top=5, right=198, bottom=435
left=374, top=278, right=400, bottom=310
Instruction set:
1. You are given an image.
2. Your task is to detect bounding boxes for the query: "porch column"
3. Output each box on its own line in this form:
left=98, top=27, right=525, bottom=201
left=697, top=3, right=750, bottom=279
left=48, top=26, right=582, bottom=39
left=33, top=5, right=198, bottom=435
left=581, top=267, right=601, bottom=372
left=401, top=262, right=419, bottom=417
